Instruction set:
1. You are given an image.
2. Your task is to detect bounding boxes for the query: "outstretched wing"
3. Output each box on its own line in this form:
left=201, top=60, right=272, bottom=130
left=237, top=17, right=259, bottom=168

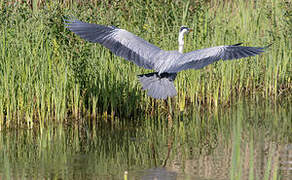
left=64, top=18, right=162, bottom=70
left=167, top=43, right=268, bottom=72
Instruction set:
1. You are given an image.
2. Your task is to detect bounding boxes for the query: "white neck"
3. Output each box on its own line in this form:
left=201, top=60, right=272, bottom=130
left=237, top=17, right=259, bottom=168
left=178, top=31, right=185, bottom=53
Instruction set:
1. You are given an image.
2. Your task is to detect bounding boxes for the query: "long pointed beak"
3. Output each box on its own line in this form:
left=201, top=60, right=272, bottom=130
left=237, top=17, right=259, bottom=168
left=188, top=28, right=193, bottom=32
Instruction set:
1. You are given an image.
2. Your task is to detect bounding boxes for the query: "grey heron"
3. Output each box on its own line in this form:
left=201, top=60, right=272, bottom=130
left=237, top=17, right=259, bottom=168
left=64, top=18, right=268, bottom=99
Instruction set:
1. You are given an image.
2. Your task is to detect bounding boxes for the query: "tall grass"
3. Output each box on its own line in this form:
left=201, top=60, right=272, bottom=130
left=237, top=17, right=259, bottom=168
left=0, top=0, right=291, bottom=128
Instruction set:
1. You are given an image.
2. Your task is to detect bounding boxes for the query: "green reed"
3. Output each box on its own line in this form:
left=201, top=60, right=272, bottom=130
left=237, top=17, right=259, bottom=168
left=0, top=0, right=291, bottom=128
left=0, top=100, right=291, bottom=179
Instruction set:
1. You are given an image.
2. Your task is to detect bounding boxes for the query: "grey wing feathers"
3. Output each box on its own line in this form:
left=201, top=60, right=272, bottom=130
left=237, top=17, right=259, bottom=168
left=168, top=43, right=268, bottom=72
left=64, top=18, right=162, bottom=70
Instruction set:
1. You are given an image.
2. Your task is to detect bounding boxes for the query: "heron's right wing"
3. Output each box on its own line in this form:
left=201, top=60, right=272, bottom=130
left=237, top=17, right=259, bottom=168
left=64, top=18, right=162, bottom=70
left=167, top=43, right=268, bottom=72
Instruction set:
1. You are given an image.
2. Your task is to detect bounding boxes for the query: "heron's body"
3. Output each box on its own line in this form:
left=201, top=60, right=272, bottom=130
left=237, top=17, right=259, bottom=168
left=65, top=18, right=268, bottom=99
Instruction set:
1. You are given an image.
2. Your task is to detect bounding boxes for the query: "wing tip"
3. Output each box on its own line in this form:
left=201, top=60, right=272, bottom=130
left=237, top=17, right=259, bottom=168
left=231, top=42, right=272, bottom=49
left=264, top=43, right=272, bottom=49
left=63, top=16, right=80, bottom=24
left=232, top=42, right=244, bottom=46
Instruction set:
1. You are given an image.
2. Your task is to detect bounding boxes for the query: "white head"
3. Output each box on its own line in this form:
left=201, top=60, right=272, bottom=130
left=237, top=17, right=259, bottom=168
left=178, top=26, right=192, bottom=53
left=179, top=26, right=192, bottom=35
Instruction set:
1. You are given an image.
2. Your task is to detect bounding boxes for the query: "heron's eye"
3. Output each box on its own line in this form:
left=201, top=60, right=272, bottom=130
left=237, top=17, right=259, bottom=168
left=180, top=26, right=187, bottom=32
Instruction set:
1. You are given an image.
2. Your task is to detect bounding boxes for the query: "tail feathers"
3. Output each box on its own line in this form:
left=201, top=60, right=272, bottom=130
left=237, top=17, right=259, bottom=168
left=138, top=72, right=177, bottom=99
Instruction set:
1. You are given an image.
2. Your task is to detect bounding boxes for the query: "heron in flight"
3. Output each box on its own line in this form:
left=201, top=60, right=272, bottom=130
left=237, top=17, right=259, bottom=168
left=64, top=18, right=268, bottom=99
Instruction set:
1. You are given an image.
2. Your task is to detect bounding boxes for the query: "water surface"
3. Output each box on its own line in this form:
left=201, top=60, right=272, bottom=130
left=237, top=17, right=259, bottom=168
left=0, top=100, right=291, bottom=180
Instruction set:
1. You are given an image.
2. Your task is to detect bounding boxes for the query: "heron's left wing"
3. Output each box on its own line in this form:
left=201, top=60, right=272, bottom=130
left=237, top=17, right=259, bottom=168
left=64, top=18, right=162, bottom=70
left=167, top=43, right=268, bottom=72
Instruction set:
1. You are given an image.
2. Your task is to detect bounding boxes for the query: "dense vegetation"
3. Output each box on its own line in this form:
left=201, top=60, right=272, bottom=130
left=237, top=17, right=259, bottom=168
left=1, top=101, right=291, bottom=179
left=0, top=0, right=291, bottom=128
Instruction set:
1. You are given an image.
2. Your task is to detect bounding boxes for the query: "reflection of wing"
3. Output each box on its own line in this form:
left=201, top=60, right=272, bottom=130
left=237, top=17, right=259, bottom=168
left=64, top=18, right=162, bottom=70
left=167, top=43, right=268, bottom=72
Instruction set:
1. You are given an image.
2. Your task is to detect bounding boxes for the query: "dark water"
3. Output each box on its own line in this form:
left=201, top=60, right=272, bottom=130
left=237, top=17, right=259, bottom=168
left=0, top=100, right=291, bottom=180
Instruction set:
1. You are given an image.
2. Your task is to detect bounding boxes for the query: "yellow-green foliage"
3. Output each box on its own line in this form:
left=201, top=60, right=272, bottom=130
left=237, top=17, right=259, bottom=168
left=0, top=0, right=291, bottom=128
